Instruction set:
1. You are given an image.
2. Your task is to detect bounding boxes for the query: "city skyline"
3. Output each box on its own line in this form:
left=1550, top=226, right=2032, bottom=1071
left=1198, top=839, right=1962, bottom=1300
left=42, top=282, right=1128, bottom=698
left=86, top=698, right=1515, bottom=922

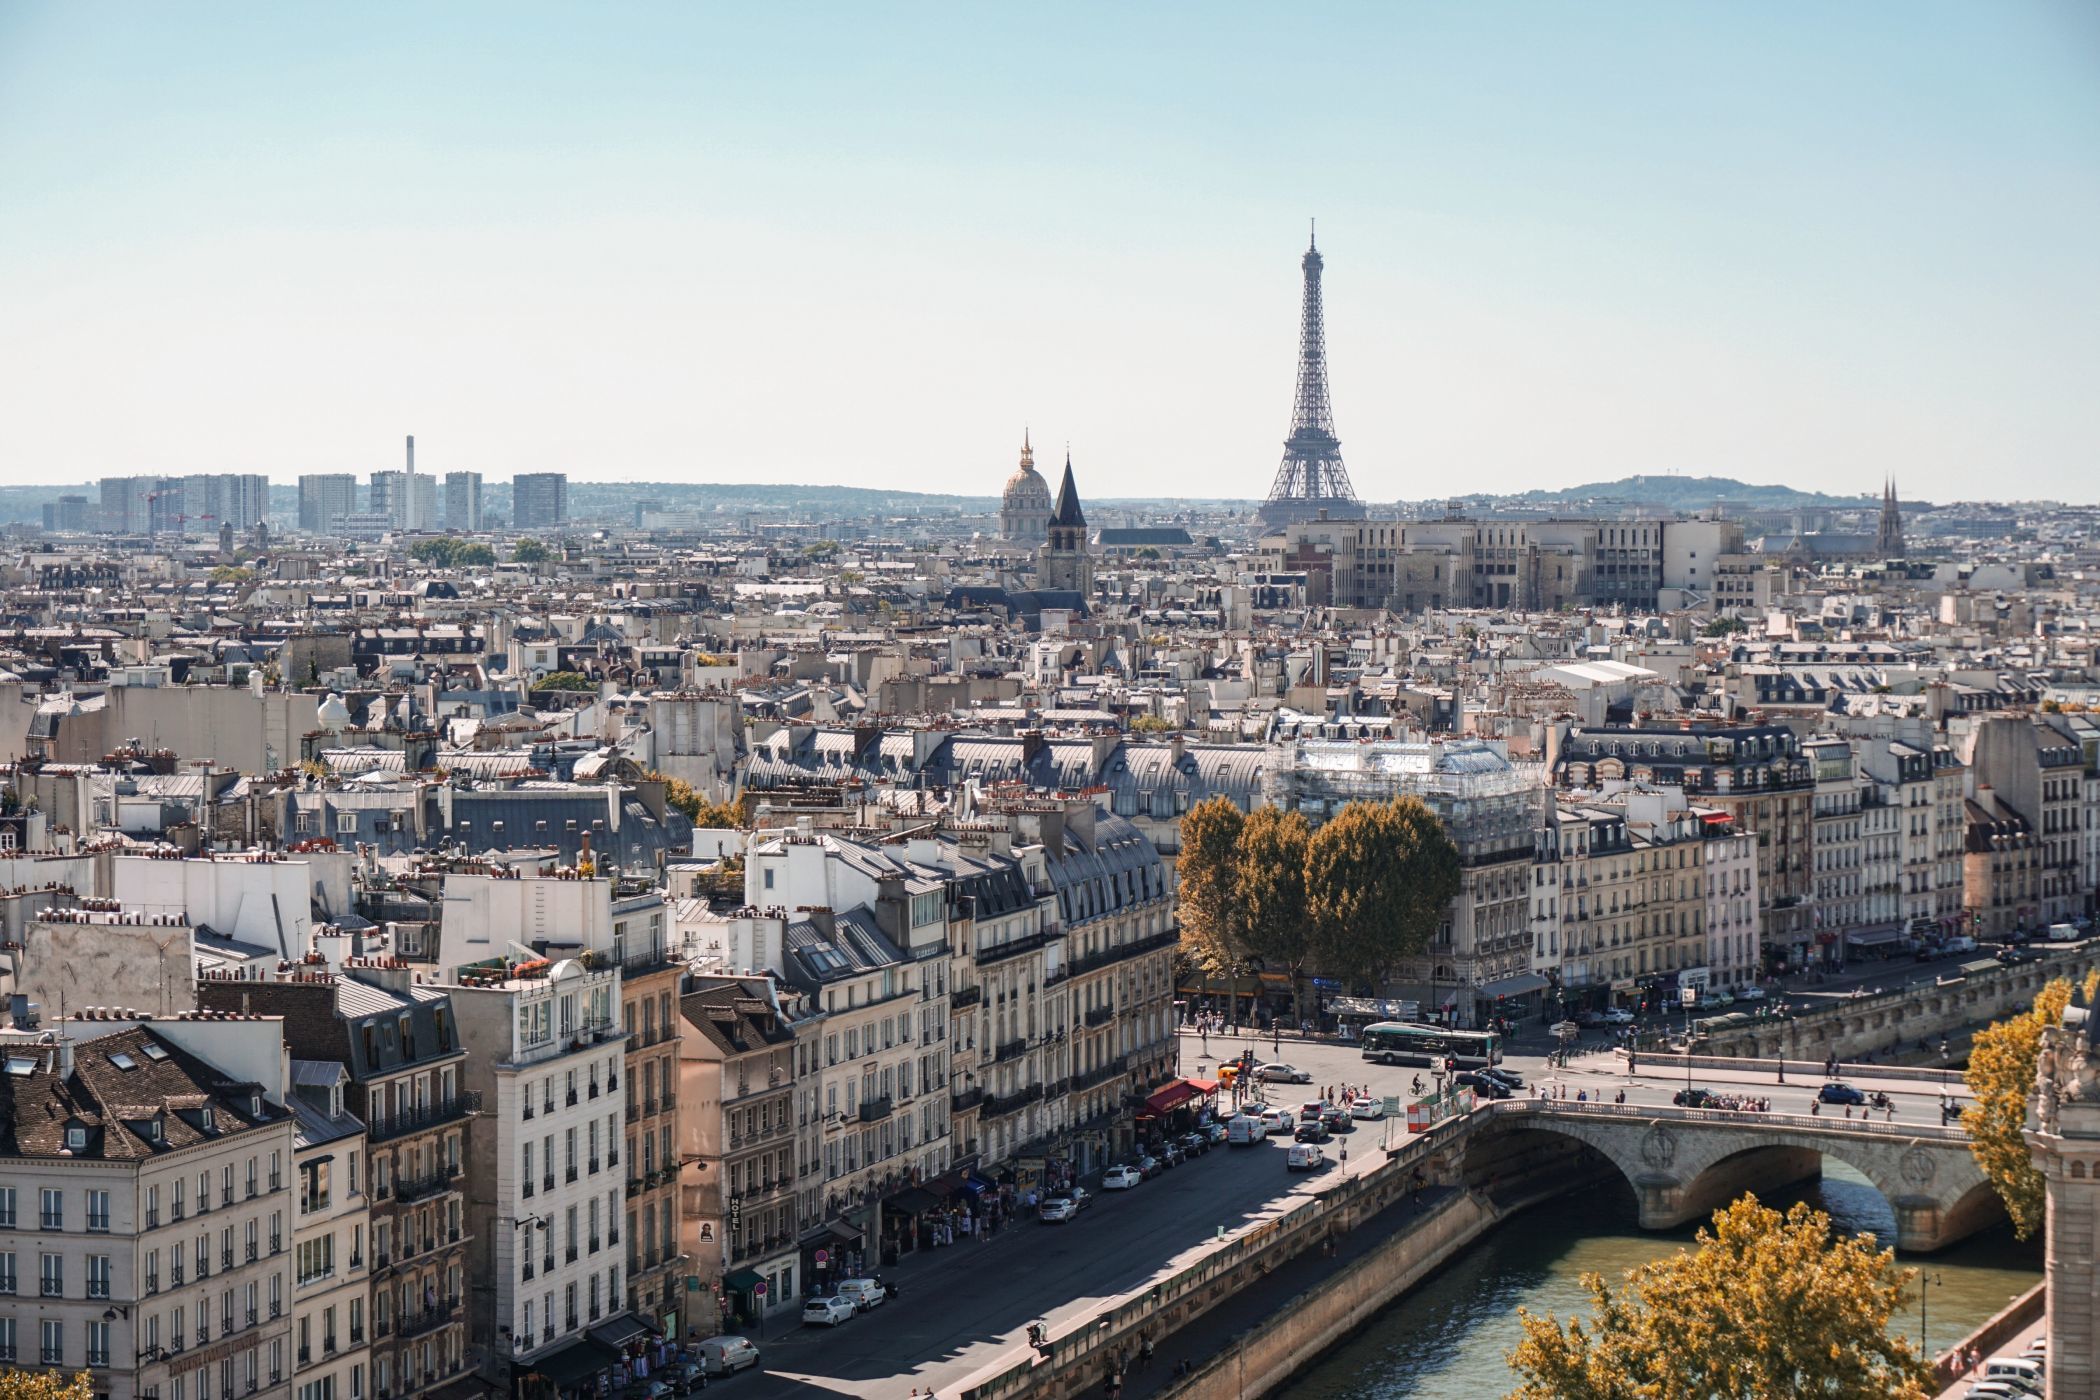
left=2, top=3, right=2095, bottom=501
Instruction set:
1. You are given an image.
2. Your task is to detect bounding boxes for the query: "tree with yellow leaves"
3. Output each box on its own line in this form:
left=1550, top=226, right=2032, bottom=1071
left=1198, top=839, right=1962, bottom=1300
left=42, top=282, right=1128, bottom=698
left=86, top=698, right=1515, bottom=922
left=1961, top=971, right=2098, bottom=1238
left=0, top=1372, right=93, bottom=1400
left=1505, top=1196, right=1932, bottom=1400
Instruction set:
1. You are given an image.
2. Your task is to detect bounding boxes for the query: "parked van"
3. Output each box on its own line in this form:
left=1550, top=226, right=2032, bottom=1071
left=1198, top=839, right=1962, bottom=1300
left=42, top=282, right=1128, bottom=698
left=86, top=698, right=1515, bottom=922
left=1285, top=1142, right=1326, bottom=1171
left=1980, top=1357, right=2045, bottom=1393
left=2046, top=923, right=2080, bottom=943
left=1226, top=1113, right=1267, bottom=1146
left=834, top=1278, right=886, bottom=1312
left=693, top=1336, right=761, bottom=1376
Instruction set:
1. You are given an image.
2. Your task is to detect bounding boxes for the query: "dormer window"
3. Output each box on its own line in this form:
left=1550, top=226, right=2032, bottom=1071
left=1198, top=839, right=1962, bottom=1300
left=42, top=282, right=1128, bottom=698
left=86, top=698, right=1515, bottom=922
left=146, top=1119, right=163, bottom=1144
left=200, top=1107, right=216, bottom=1133
left=249, top=1094, right=264, bottom=1119
left=66, top=1125, right=89, bottom=1151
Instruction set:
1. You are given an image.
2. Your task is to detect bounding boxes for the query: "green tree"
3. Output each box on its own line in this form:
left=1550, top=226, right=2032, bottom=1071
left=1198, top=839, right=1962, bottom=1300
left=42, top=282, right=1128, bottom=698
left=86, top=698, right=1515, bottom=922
left=1305, top=796, right=1460, bottom=992
left=1963, top=974, right=2086, bottom=1239
left=1176, top=797, right=1248, bottom=1016
left=1130, top=714, right=1176, bottom=733
left=653, top=773, right=747, bottom=829
left=411, top=538, right=497, bottom=568
left=1506, top=1196, right=1931, bottom=1400
left=1234, top=807, right=1312, bottom=1025
left=209, top=565, right=255, bottom=584
left=535, top=671, right=596, bottom=692
left=511, top=538, right=553, bottom=564
left=0, top=1371, right=94, bottom=1400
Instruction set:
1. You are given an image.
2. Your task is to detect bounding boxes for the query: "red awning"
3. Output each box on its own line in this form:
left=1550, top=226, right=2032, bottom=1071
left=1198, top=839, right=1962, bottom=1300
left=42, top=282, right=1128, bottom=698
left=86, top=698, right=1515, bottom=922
left=1184, top=1077, right=1221, bottom=1095
left=1144, top=1080, right=1196, bottom=1115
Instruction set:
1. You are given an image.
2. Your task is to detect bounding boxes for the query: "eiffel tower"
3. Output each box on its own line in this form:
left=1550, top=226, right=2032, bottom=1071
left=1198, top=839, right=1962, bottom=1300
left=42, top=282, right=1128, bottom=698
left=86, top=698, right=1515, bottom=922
left=1260, top=224, right=1366, bottom=527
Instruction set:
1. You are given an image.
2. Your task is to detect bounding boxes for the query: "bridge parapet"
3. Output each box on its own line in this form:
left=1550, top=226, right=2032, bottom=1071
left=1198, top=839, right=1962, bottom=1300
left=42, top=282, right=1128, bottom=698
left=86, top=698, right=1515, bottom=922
left=1466, top=1099, right=1997, bottom=1253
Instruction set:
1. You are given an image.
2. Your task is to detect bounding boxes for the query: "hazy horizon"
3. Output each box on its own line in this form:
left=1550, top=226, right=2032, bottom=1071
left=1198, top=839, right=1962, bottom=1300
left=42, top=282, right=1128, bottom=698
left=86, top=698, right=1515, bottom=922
left=3, top=3, right=2095, bottom=502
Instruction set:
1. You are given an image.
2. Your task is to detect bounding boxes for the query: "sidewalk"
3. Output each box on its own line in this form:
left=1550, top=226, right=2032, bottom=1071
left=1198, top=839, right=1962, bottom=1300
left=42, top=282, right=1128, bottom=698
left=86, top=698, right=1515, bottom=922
left=1112, top=1183, right=1464, bottom=1399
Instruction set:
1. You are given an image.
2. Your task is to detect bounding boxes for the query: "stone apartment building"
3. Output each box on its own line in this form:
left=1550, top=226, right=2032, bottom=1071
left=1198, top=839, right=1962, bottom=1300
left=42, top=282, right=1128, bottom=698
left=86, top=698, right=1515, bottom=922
left=988, top=798, right=1178, bottom=1173
left=285, top=1066, right=371, bottom=1400
left=675, top=978, right=801, bottom=1333
left=0, top=1013, right=299, bottom=1400
left=1553, top=723, right=1814, bottom=974
left=201, top=965, right=473, bottom=1400
left=1965, top=713, right=2088, bottom=930
left=443, top=955, right=636, bottom=1393
left=1266, top=737, right=1544, bottom=1027
left=436, top=868, right=685, bottom=1341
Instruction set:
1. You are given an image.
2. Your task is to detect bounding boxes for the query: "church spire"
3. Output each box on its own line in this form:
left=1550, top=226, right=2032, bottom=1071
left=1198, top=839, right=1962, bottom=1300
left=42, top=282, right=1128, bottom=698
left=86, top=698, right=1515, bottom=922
left=1051, top=451, right=1086, bottom=529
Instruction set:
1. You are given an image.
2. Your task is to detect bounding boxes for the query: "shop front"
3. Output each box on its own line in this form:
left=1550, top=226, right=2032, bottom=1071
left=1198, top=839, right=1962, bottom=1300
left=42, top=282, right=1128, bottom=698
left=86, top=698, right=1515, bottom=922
left=1473, top=971, right=1550, bottom=1030
left=800, top=1216, right=867, bottom=1301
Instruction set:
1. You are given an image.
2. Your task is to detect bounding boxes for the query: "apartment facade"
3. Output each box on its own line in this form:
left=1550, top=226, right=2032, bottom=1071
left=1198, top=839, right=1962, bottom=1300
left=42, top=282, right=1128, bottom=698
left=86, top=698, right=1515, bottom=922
left=0, top=1016, right=298, bottom=1400
left=285, top=1070, right=371, bottom=1400
left=446, top=956, right=633, bottom=1392
left=203, top=967, right=473, bottom=1400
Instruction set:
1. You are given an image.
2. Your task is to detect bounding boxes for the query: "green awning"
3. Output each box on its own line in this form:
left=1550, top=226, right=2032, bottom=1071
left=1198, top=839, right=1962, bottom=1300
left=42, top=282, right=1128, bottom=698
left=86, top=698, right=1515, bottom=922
left=724, top=1268, right=766, bottom=1293
left=524, top=1338, right=619, bottom=1389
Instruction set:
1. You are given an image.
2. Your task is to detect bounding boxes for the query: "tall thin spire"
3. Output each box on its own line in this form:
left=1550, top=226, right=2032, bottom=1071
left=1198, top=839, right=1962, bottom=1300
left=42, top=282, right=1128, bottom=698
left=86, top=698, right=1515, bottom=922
left=1261, top=225, right=1364, bottom=526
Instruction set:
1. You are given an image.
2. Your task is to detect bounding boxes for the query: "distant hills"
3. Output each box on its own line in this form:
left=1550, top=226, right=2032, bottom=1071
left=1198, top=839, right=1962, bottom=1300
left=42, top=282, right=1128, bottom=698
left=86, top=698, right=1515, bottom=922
left=1483, top=474, right=1875, bottom=511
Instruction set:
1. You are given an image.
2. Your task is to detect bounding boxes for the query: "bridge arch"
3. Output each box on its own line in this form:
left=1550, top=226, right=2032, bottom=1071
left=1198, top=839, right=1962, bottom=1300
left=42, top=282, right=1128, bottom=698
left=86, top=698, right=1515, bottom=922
left=1459, top=1103, right=1999, bottom=1253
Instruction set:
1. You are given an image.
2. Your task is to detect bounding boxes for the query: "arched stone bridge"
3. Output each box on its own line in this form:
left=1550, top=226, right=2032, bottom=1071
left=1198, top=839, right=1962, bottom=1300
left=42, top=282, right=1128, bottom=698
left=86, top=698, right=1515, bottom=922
left=1458, top=1100, right=2000, bottom=1252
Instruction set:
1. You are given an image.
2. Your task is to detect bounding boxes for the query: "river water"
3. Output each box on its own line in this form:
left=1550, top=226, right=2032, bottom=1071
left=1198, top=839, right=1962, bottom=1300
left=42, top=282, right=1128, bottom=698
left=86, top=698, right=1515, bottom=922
left=1279, top=1164, right=2040, bottom=1399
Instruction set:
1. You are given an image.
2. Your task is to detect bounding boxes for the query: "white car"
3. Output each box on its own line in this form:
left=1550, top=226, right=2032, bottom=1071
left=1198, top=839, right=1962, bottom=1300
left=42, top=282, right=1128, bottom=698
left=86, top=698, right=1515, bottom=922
left=1286, top=1142, right=1326, bottom=1171
left=1736, top=986, right=1767, bottom=1001
left=1101, top=1165, right=1142, bottom=1190
left=802, top=1295, right=856, bottom=1327
left=1602, top=1009, right=1636, bottom=1025
left=1348, top=1098, right=1386, bottom=1120
left=1038, top=1195, right=1077, bottom=1223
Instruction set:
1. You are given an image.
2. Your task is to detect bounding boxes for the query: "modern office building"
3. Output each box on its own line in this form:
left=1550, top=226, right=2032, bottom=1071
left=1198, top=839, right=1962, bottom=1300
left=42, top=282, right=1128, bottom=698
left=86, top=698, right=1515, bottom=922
left=298, top=476, right=359, bottom=534
left=511, top=475, right=568, bottom=531
left=443, top=473, right=484, bottom=533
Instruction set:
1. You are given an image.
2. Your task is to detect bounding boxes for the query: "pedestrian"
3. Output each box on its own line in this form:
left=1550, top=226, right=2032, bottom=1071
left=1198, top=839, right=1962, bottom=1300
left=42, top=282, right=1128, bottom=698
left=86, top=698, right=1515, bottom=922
left=1844, top=1105, right=1852, bottom=1119
left=1811, top=1099, right=1821, bottom=1116
left=1340, top=1145, right=1348, bottom=1165
left=1776, top=1062, right=1785, bottom=1084
left=1140, top=1335, right=1155, bottom=1369
left=1886, top=1104, right=1895, bottom=1121
left=1614, top=1089, right=1625, bottom=1105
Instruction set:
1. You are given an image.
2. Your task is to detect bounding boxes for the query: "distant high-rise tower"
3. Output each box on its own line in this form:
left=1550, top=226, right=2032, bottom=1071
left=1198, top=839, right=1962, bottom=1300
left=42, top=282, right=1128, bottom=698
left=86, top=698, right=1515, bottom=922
left=1260, top=224, right=1366, bottom=528
left=513, top=472, right=569, bottom=530
left=1877, top=478, right=1905, bottom=557
left=445, top=471, right=484, bottom=531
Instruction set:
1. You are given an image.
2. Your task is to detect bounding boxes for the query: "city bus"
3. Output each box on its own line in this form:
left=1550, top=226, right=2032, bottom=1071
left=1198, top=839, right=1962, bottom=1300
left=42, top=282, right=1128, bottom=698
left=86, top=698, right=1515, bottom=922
left=1358, top=1022, right=1503, bottom=1068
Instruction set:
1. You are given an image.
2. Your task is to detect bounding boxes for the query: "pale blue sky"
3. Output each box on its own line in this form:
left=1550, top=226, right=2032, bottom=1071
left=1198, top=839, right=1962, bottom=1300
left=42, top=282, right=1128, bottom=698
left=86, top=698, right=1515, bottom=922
left=2, top=3, right=2095, bottom=502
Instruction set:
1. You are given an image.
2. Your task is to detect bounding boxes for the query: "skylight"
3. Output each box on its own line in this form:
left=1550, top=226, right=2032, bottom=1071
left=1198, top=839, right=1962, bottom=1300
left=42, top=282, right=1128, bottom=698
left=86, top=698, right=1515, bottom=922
left=139, top=1043, right=170, bottom=1061
left=4, top=1056, right=37, bottom=1077
left=107, top=1051, right=139, bottom=1071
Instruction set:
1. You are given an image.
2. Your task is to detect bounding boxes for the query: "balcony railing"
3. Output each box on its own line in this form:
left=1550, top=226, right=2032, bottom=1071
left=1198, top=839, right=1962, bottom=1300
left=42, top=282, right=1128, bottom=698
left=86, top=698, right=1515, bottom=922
left=1083, top=1005, right=1114, bottom=1028
left=994, top=1038, right=1028, bottom=1063
left=1073, top=1056, right=1129, bottom=1091
left=367, top=1093, right=481, bottom=1144
left=948, top=985, right=982, bottom=1010
left=857, top=1096, right=893, bottom=1123
left=949, top=1086, right=984, bottom=1113
left=395, top=1301, right=457, bottom=1340
left=1068, top=929, right=1181, bottom=979
left=395, top=1164, right=462, bottom=1204
left=982, top=1083, right=1043, bottom=1119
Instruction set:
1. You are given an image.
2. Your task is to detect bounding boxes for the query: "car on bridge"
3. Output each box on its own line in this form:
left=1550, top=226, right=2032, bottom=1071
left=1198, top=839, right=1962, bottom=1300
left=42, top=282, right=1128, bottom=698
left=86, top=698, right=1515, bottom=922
left=1348, top=1097, right=1386, bottom=1120
left=1479, top=1066, right=1524, bottom=1091
left=1818, top=1081, right=1867, bottom=1106
left=1672, top=1087, right=1719, bottom=1107
left=1456, top=1071, right=1511, bottom=1099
